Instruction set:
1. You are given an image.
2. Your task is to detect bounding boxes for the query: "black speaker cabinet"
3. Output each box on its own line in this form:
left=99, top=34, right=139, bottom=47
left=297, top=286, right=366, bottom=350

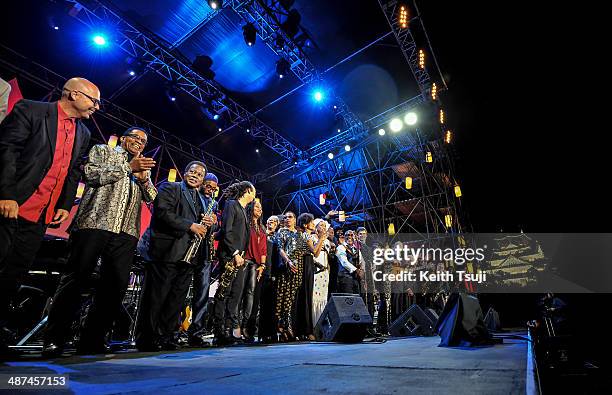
left=389, top=304, right=436, bottom=337
left=314, top=293, right=372, bottom=343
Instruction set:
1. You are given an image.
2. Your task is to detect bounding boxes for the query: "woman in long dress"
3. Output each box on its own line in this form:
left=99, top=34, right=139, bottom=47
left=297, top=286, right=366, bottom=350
left=312, top=219, right=331, bottom=326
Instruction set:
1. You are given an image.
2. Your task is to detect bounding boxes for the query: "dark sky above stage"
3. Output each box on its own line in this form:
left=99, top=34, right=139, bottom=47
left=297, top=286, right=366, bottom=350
left=0, top=1, right=603, bottom=232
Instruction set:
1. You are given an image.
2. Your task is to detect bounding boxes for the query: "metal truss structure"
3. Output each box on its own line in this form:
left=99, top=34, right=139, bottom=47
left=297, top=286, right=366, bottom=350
left=0, top=44, right=250, bottom=182
left=63, top=0, right=303, bottom=161
left=267, top=0, right=465, bottom=236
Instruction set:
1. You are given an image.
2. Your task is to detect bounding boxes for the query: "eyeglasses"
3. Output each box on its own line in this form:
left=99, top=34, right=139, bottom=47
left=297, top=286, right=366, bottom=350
left=126, top=133, right=147, bottom=146
left=65, top=89, right=101, bottom=108
left=186, top=169, right=205, bottom=178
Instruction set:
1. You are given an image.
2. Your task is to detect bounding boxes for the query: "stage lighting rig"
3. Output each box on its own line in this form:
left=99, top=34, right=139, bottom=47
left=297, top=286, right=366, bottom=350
left=398, top=4, right=409, bottom=29
left=431, top=83, right=437, bottom=100
left=192, top=55, right=216, bottom=80
left=419, top=49, right=425, bottom=69
left=276, top=58, right=290, bottom=79
left=281, top=9, right=302, bottom=38
left=92, top=34, right=107, bottom=46
left=243, top=23, right=257, bottom=46
left=207, top=0, right=223, bottom=10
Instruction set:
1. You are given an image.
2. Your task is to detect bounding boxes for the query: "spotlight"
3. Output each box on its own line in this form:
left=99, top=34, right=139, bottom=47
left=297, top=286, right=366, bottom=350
left=398, top=5, right=409, bottom=29
left=53, top=26, right=59, bottom=31
left=313, top=90, right=324, bottom=102
left=327, top=152, right=334, bottom=159
left=207, top=0, right=223, bottom=10
left=218, top=127, right=222, bottom=132
left=276, top=58, right=290, bottom=79
left=255, top=148, right=260, bottom=153
left=213, top=113, right=220, bottom=120
left=243, top=23, right=257, bottom=46
left=378, top=128, right=386, bottom=136
left=337, top=128, right=341, bottom=133
left=344, top=145, right=351, bottom=152
left=166, top=86, right=178, bottom=102
left=404, top=112, right=417, bottom=126
left=128, top=70, right=136, bottom=76
left=389, top=118, right=403, bottom=132
left=92, top=34, right=107, bottom=46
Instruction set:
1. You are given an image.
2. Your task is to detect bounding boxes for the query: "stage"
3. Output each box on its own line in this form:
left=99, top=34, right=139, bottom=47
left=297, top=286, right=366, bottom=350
left=1, top=332, right=533, bottom=394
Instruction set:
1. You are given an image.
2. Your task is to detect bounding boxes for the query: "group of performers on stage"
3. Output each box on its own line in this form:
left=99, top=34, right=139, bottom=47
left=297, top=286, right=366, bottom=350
left=0, top=77, right=427, bottom=358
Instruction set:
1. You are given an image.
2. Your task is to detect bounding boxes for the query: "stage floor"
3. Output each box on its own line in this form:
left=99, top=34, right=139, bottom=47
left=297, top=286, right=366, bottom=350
left=1, top=333, right=530, bottom=394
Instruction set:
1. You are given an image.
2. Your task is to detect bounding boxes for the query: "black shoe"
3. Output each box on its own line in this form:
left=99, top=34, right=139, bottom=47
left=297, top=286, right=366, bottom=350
left=187, top=335, right=210, bottom=348
left=136, top=341, right=163, bottom=352
left=41, top=342, right=65, bottom=358
left=76, top=343, right=111, bottom=355
left=161, top=339, right=181, bottom=351
left=213, top=330, right=234, bottom=346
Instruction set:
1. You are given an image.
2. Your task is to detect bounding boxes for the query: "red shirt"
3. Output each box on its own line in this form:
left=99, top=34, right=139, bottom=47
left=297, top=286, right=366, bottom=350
left=19, top=102, right=76, bottom=224
left=245, top=224, right=267, bottom=264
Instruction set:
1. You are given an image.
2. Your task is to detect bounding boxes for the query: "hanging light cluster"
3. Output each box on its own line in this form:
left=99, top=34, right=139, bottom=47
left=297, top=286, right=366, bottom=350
left=426, top=151, right=433, bottom=163
left=419, top=49, right=425, bottom=69
left=431, top=83, right=437, bottom=100
left=445, top=130, right=452, bottom=144
left=399, top=5, right=408, bottom=29
left=439, top=109, right=444, bottom=124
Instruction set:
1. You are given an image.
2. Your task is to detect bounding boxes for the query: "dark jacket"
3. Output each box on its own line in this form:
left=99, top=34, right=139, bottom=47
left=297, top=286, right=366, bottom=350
left=0, top=100, right=91, bottom=210
left=147, top=181, right=206, bottom=263
left=217, top=199, right=250, bottom=263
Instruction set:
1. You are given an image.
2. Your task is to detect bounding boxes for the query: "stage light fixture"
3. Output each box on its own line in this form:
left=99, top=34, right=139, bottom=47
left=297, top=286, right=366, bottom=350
left=445, top=214, right=453, bottom=228
left=243, top=23, right=257, bottom=46
left=218, top=127, right=222, bottom=132
left=207, top=0, right=223, bottom=10
left=276, top=58, right=290, bottom=79
left=313, top=90, right=324, bottom=102
left=378, top=128, right=386, bottom=136
left=431, top=83, right=437, bottom=100
left=389, top=118, right=403, bottom=132
left=388, top=223, right=396, bottom=235
left=128, top=70, right=136, bottom=76
left=404, top=112, right=417, bottom=126
left=327, top=152, right=334, bottom=159
left=405, top=177, right=413, bottom=189
left=398, top=5, right=409, bottom=29
left=281, top=9, right=302, bottom=38
left=213, top=113, right=220, bottom=120
left=454, top=185, right=462, bottom=197
left=419, top=49, right=425, bottom=69
left=92, top=34, right=107, bottom=46
left=344, top=145, right=351, bottom=152
left=439, top=109, right=445, bottom=124
left=255, top=148, right=260, bottom=153
left=426, top=151, right=433, bottom=163
left=445, top=130, right=452, bottom=144
left=53, top=26, right=59, bottom=31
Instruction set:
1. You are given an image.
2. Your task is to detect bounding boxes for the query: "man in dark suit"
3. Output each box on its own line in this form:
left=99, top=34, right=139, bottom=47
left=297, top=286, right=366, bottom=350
left=212, top=181, right=255, bottom=345
left=0, top=78, right=98, bottom=352
left=136, top=161, right=215, bottom=351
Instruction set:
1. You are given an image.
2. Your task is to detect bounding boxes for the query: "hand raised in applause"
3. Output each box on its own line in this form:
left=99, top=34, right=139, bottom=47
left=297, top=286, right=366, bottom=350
left=130, top=153, right=156, bottom=173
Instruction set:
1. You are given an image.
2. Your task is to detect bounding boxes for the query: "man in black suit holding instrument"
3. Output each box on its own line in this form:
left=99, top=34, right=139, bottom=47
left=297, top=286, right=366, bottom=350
left=136, top=161, right=215, bottom=351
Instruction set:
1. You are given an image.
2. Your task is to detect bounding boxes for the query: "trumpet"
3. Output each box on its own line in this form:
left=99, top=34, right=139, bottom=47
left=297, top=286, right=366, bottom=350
left=214, top=253, right=243, bottom=301
left=181, top=195, right=217, bottom=265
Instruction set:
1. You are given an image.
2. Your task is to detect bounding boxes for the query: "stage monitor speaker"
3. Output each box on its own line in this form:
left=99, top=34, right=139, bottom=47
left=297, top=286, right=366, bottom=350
left=314, top=293, right=372, bottom=343
left=389, top=304, right=436, bottom=337
left=435, top=293, right=492, bottom=347
left=424, top=308, right=439, bottom=324
left=484, top=307, right=501, bottom=332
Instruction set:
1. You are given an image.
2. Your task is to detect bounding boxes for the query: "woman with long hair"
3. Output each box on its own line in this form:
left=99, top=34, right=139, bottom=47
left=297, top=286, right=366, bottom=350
left=312, top=219, right=331, bottom=325
left=235, top=199, right=267, bottom=341
left=295, top=213, right=326, bottom=340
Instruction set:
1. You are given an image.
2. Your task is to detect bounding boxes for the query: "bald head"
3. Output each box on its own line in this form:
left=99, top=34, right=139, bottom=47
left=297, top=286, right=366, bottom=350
left=60, top=77, right=101, bottom=119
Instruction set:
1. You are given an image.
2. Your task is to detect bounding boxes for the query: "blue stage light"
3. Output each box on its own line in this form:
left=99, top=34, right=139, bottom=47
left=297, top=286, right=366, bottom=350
left=313, top=91, right=323, bottom=102
left=213, top=114, right=220, bottom=120
left=128, top=70, right=136, bottom=77
left=92, top=34, right=107, bottom=46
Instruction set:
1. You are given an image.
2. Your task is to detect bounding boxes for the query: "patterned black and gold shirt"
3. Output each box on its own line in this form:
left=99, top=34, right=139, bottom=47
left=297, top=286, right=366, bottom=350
left=73, top=144, right=157, bottom=238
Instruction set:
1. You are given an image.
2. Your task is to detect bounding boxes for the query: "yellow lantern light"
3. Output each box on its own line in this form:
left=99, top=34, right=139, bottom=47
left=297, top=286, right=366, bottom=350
left=419, top=49, right=425, bottom=69
left=431, top=83, right=437, bottom=100
left=444, top=130, right=452, bottom=144
left=398, top=5, right=408, bottom=29
left=168, top=169, right=177, bottom=182
left=338, top=211, right=346, bottom=222
left=454, top=185, right=462, bottom=197
left=108, top=135, right=118, bottom=148
left=388, top=223, right=396, bottom=235
left=426, top=152, right=433, bottom=163
left=439, top=109, right=444, bottom=124
left=445, top=214, right=453, bottom=228
left=405, top=176, right=413, bottom=189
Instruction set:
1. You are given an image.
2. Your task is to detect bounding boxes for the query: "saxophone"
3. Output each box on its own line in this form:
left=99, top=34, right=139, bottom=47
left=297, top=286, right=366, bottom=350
left=181, top=194, right=217, bottom=265
left=214, top=253, right=243, bottom=301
